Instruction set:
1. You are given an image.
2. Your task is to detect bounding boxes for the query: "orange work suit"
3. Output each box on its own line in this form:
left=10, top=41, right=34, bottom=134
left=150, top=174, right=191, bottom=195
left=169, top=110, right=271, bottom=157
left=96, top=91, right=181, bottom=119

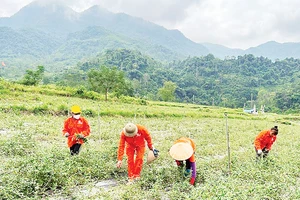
left=254, top=130, right=277, bottom=150
left=117, top=124, right=153, bottom=178
left=62, top=116, right=90, bottom=147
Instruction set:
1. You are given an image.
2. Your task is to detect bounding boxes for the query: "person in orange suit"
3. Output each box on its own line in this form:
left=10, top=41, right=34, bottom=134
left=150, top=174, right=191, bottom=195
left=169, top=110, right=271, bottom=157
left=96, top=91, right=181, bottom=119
left=117, top=123, right=159, bottom=184
left=62, top=105, right=90, bottom=155
left=169, top=137, right=196, bottom=185
left=254, top=126, right=278, bottom=158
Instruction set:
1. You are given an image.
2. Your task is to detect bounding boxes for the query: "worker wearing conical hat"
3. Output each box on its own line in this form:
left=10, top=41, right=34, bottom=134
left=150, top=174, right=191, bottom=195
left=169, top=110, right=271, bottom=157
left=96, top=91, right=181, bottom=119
left=117, top=123, right=159, bottom=185
left=169, top=137, right=196, bottom=185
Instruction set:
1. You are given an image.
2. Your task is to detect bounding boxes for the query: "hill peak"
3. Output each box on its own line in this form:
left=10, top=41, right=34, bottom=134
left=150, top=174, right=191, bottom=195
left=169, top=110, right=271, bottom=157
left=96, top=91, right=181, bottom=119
left=14, top=0, right=75, bottom=15
left=82, top=5, right=111, bottom=14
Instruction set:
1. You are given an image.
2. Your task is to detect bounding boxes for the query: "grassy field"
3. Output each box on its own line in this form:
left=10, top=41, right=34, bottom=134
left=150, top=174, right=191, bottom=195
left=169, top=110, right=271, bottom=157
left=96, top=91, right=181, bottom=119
left=1, top=81, right=300, bottom=199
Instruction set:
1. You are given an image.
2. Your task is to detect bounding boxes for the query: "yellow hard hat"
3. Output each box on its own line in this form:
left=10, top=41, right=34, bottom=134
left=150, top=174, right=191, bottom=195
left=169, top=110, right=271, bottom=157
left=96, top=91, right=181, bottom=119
left=71, top=105, right=81, bottom=113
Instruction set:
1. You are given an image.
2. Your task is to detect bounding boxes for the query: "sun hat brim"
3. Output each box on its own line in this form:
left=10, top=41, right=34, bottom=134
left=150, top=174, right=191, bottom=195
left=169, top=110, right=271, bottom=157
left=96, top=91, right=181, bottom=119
left=123, top=130, right=137, bottom=137
left=123, top=123, right=138, bottom=137
left=169, top=142, right=193, bottom=160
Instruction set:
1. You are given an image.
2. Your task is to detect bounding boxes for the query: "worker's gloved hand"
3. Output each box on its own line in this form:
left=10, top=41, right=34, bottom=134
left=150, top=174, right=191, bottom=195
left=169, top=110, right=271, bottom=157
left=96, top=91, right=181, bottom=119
left=77, top=134, right=85, bottom=139
left=117, top=160, right=122, bottom=168
left=257, top=149, right=262, bottom=155
left=152, top=148, right=159, bottom=157
left=64, top=132, right=69, bottom=137
left=263, top=149, right=269, bottom=153
left=190, top=177, right=195, bottom=185
left=184, top=169, right=191, bottom=177
left=176, top=160, right=183, bottom=167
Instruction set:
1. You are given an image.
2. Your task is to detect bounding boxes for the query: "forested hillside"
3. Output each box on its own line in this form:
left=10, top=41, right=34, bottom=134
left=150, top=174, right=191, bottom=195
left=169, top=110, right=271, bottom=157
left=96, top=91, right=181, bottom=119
left=49, top=49, right=300, bottom=113
left=0, top=27, right=63, bottom=58
left=0, top=1, right=208, bottom=72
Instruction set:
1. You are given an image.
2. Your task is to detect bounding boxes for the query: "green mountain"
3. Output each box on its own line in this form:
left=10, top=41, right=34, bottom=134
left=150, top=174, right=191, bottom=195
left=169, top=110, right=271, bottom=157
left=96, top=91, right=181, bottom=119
left=0, top=27, right=62, bottom=58
left=201, top=43, right=243, bottom=58
left=245, top=41, right=300, bottom=60
left=202, top=41, right=300, bottom=60
left=1, top=1, right=80, bottom=33
left=52, top=26, right=182, bottom=64
left=0, top=1, right=208, bottom=71
left=79, top=5, right=208, bottom=57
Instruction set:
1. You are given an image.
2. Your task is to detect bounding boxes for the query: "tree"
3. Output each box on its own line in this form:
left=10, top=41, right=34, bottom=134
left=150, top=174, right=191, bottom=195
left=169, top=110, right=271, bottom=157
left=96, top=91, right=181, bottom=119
left=21, top=66, right=45, bottom=86
left=87, top=66, right=127, bottom=101
left=157, top=81, right=177, bottom=102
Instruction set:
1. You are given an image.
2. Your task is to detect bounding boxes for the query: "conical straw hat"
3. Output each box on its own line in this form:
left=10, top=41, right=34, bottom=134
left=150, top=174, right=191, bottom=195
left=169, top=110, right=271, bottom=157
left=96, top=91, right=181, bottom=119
left=169, top=142, right=193, bottom=160
left=147, top=150, right=157, bottom=164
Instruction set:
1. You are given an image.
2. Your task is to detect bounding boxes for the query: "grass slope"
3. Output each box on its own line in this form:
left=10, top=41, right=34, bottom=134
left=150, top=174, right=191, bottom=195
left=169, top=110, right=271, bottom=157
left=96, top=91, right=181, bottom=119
left=1, top=80, right=300, bottom=199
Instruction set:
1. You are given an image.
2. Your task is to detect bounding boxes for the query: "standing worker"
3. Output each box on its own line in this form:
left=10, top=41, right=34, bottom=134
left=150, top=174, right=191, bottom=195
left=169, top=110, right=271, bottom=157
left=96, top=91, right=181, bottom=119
left=62, top=105, right=90, bottom=155
left=169, top=137, right=196, bottom=185
left=254, top=126, right=278, bottom=158
left=117, top=123, right=159, bottom=184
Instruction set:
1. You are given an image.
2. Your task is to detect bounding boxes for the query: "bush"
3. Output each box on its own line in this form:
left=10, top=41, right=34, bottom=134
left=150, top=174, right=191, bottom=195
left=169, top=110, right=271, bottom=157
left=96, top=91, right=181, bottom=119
left=82, top=91, right=102, bottom=100
left=32, top=105, right=49, bottom=114
left=57, top=104, right=69, bottom=115
left=82, top=109, right=96, bottom=117
left=9, top=105, right=28, bottom=114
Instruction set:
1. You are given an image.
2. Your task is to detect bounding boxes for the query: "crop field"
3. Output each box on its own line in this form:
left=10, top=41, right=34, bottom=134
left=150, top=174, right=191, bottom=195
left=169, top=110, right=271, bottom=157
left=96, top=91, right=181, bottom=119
left=1, top=82, right=300, bottom=199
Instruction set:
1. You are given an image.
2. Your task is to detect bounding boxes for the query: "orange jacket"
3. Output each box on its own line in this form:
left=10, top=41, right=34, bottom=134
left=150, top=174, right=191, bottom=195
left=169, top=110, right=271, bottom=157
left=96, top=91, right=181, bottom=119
left=254, top=130, right=277, bottom=150
left=117, top=124, right=153, bottom=161
left=62, top=116, right=90, bottom=147
left=175, top=137, right=196, bottom=162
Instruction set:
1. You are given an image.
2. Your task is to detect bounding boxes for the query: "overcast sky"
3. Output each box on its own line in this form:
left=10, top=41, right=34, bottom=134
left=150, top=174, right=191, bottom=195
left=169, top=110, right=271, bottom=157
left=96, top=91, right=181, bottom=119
left=1, top=0, right=300, bottom=50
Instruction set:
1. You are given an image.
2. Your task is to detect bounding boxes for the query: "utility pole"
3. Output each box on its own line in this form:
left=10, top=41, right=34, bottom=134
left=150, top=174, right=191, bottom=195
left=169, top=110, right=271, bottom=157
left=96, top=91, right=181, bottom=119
left=224, top=112, right=231, bottom=174
left=98, top=105, right=101, bottom=141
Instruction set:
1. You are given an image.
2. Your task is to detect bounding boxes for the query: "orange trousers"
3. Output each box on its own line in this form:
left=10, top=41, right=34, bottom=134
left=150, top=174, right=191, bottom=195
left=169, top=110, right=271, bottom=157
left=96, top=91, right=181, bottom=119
left=126, top=146, right=145, bottom=178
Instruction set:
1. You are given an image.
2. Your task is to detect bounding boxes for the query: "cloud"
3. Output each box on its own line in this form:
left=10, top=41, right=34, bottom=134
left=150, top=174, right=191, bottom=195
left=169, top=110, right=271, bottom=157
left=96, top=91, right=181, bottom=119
left=67, top=0, right=199, bottom=27
left=177, top=0, right=300, bottom=49
left=0, top=0, right=33, bottom=17
left=270, top=1, right=300, bottom=41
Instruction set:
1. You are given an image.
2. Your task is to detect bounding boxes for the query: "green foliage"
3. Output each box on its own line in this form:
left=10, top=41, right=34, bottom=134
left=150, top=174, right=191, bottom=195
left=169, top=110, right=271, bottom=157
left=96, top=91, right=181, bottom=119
left=118, top=96, right=148, bottom=105
left=20, top=66, right=45, bottom=86
left=274, top=87, right=300, bottom=113
left=0, top=132, right=36, bottom=157
left=0, top=135, right=120, bottom=199
left=88, top=66, right=131, bottom=101
left=4, top=105, right=27, bottom=114
left=57, top=104, right=69, bottom=115
left=157, top=81, right=177, bottom=101
left=32, top=104, right=49, bottom=114
left=57, top=50, right=300, bottom=112
left=82, top=109, right=96, bottom=117
left=81, top=90, right=103, bottom=100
